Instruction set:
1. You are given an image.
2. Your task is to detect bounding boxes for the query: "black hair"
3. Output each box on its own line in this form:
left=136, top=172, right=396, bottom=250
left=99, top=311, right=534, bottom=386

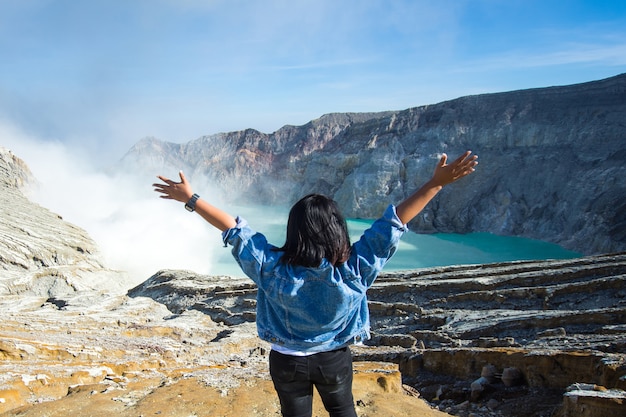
left=277, top=194, right=351, bottom=267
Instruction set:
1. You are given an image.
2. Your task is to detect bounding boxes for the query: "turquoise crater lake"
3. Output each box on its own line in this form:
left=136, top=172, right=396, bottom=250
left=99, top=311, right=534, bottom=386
left=208, top=205, right=581, bottom=276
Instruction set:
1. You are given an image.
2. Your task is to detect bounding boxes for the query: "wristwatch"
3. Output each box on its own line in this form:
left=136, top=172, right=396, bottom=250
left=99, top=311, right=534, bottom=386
left=185, top=193, right=200, bottom=212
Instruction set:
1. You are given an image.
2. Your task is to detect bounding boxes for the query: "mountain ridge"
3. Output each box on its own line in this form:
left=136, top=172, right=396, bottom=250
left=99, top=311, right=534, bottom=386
left=121, top=73, right=626, bottom=255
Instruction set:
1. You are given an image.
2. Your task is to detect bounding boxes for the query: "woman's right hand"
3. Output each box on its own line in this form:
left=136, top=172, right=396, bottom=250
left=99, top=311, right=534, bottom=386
left=153, top=170, right=194, bottom=203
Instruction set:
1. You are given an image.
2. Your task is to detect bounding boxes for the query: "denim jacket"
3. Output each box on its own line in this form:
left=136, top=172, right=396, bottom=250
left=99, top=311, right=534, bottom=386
left=221, top=204, right=407, bottom=353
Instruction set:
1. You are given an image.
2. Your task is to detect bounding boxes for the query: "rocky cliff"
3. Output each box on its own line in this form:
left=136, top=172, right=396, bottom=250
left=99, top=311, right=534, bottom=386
left=0, top=147, right=128, bottom=296
left=120, top=73, right=626, bottom=255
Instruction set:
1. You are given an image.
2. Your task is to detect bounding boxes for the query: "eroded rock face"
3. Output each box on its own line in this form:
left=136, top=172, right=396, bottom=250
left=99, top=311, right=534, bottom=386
left=119, top=74, right=626, bottom=255
left=0, top=147, right=128, bottom=296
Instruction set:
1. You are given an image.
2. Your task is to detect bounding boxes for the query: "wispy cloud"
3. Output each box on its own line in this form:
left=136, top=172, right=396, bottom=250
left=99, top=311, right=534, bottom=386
left=452, top=41, right=626, bottom=73
left=263, top=57, right=377, bottom=72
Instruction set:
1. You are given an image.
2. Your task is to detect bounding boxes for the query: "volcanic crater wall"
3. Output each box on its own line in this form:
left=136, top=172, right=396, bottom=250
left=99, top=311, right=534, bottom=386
left=121, top=74, right=626, bottom=255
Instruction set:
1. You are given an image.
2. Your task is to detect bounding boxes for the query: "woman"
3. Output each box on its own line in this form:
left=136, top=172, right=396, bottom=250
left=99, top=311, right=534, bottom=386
left=153, top=151, right=478, bottom=417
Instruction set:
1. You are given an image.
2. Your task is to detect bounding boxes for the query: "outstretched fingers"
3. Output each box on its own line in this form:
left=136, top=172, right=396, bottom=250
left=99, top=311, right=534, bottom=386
left=152, top=175, right=176, bottom=199
left=454, top=151, right=478, bottom=171
left=152, top=171, right=193, bottom=203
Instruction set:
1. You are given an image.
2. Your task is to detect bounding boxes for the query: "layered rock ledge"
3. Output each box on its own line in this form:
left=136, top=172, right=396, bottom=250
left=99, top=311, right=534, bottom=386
left=1, top=253, right=624, bottom=417
left=125, top=253, right=626, bottom=416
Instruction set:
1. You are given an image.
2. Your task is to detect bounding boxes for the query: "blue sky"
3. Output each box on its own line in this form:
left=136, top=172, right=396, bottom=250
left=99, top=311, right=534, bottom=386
left=1, top=0, right=625, bottom=163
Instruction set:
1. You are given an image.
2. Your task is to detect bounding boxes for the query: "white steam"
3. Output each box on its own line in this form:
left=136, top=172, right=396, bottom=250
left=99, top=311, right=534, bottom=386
left=1, top=121, right=227, bottom=283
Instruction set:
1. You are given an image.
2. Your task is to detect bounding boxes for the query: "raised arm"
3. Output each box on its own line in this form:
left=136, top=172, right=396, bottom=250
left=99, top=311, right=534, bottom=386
left=396, top=151, right=478, bottom=224
left=153, top=171, right=237, bottom=232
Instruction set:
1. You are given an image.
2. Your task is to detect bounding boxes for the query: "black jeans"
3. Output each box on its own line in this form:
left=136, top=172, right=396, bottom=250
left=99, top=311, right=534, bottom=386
left=269, top=347, right=358, bottom=417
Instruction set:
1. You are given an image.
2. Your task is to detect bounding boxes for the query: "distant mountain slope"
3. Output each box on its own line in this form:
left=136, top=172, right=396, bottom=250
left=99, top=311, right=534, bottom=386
left=0, top=147, right=128, bottom=295
left=120, top=74, right=626, bottom=255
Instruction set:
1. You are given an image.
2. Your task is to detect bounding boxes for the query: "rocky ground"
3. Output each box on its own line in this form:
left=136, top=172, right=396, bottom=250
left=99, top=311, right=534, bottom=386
left=0, top=290, right=447, bottom=417
left=2, top=253, right=625, bottom=417
left=1, top=146, right=625, bottom=416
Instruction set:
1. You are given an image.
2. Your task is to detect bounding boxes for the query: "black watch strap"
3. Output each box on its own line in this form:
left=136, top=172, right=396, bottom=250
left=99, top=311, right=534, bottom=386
left=185, top=193, right=200, bottom=212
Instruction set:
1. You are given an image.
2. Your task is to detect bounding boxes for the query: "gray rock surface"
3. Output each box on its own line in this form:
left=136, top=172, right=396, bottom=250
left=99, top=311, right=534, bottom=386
left=0, top=147, right=128, bottom=296
left=129, top=253, right=626, bottom=355
left=120, top=73, right=626, bottom=255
